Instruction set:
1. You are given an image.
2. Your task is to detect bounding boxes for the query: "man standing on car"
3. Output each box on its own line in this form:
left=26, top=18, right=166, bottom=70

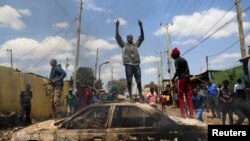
left=49, top=59, right=66, bottom=119
left=171, top=48, right=194, bottom=118
left=115, top=19, right=144, bottom=102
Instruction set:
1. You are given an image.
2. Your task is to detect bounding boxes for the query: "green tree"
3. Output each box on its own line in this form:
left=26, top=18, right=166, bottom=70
left=76, top=67, right=94, bottom=86
left=106, top=78, right=127, bottom=95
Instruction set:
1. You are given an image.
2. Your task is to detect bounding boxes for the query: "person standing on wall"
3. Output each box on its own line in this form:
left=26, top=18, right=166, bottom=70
left=115, top=19, right=144, bottom=102
left=171, top=47, right=194, bottom=118
left=49, top=59, right=66, bottom=119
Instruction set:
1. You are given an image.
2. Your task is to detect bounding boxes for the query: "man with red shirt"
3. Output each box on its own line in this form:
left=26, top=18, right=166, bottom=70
left=171, top=48, right=194, bottom=118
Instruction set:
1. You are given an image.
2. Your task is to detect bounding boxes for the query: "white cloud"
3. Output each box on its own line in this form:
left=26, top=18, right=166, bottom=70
left=246, top=34, right=250, bottom=45
left=153, top=26, right=165, bottom=36
left=106, top=17, right=127, bottom=26
left=0, top=36, right=73, bottom=60
left=172, top=39, right=198, bottom=46
left=110, top=54, right=122, bottom=62
left=18, top=9, right=32, bottom=16
left=144, top=67, right=157, bottom=74
left=53, top=22, right=69, bottom=28
left=209, top=64, right=225, bottom=70
left=0, top=35, right=77, bottom=78
left=85, top=39, right=116, bottom=50
left=209, top=53, right=241, bottom=65
left=0, top=5, right=31, bottom=30
left=141, top=56, right=160, bottom=64
left=85, top=0, right=111, bottom=12
left=80, top=34, right=117, bottom=56
left=154, top=8, right=250, bottom=39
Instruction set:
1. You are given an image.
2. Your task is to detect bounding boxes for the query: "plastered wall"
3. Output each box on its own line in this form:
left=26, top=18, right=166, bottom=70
left=0, top=66, right=69, bottom=120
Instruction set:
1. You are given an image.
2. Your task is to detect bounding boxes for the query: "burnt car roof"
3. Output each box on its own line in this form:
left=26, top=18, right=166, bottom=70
left=73, top=101, right=207, bottom=127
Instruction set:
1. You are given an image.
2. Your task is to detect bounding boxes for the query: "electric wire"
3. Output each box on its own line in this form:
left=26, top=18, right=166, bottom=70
left=32, top=20, right=76, bottom=68
left=13, top=18, right=77, bottom=62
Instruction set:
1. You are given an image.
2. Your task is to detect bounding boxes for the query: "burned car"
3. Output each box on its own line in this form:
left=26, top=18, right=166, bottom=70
left=11, top=102, right=207, bottom=141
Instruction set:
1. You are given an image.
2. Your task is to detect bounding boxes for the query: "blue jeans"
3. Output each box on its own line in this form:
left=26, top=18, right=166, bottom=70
left=195, top=109, right=203, bottom=121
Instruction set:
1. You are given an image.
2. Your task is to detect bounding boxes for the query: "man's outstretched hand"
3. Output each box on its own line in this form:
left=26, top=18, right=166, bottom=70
left=138, top=19, right=142, bottom=26
left=115, top=20, right=119, bottom=26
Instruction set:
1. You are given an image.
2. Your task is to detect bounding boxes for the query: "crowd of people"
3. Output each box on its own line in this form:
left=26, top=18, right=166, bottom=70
left=143, top=47, right=250, bottom=125
left=18, top=19, right=250, bottom=126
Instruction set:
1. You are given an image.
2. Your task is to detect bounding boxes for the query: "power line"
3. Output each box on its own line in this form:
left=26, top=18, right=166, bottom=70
left=13, top=18, right=77, bottom=62
left=179, top=0, right=215, bottom=43
left=175, top=0, right=187, bottom=16
left=179, top=1, right=233, bottom=48
left=200, top=4, right=235, bottom=40
left=169, top=0, right=181, bottom=20
left=32, top=20, right=76, bottom=68
left=160, top=0, right=173, bottom=22
left=85, top=0, right=121, bottom=28
left=209, top=41, right=239, bottom=58
left=54, top=0, right=72, bottom=20
left=182, top=15, right=237, bottom=56
left=176, top=0, right=203, bottom=36
left=182, top=6, right=250, bottom=56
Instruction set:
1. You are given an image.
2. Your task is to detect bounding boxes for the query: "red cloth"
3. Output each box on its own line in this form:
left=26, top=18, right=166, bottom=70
left=171, top=47, right=180, bottom=58
left=177, top=77, right=194, bottom=118
left=160, top=95, right=166, bottom=103
left=83, top=87, right=92, bottom=105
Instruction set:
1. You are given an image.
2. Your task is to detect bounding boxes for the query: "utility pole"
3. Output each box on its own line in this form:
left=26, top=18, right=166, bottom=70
left=206, top=56, right=208, bottom=71
left=7, top=49, right=13, bottom=68
left=73, top=0, right=83, bottom=90
left=235, top=0, right=246, bottom=58
left=65, top=57, right=69, bottom=80
left=94, top=48, right=99, bottom=88
left=157, top=61, right=161, bottom=95
left=164, top=24, right=174, bottom=86
left=206, top=56, right=210, bottom=81
left=160, top=52, right=163, bottom=89
left=111, top=66, right=113, bottom=82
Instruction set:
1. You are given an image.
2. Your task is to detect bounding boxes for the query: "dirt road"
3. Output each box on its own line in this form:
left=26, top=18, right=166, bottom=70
left=162, top=105, right=249, bottom=125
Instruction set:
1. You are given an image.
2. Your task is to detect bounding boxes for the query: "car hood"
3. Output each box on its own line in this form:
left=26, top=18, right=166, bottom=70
left=168, top=115, right=207, bottom=127
left=20, top=120, right=58, bottom=133
left=11, top=120, right=58, bottom=141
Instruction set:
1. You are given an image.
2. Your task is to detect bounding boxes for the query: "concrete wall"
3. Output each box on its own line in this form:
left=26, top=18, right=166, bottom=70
left=0, top=66, right=69, bottom=121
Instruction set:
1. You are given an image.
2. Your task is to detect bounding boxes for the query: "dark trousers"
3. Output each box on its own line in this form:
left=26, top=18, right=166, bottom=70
left=161, top=102, right=166, bottom=112
left=234, top=98, right=250, bottom=125
left=19, top=105, right=31, bottom=124
left=221, top=103, right=233, bottom=125
left=208, top=95, right=220, bottom=118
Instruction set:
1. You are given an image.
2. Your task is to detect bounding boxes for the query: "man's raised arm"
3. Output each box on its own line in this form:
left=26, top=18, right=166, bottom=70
left=136, top=19, right=144, bottom=47
left=115, top=20, right=124, bottom=48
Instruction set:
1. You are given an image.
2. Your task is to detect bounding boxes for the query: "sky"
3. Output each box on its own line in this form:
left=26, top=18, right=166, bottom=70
left=1, top=0, right=250, bottom=92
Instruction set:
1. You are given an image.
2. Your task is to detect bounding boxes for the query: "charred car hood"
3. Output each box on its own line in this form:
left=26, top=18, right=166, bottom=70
left=168, top=116, right=207, bottom=127
left=167, top=115, right=208, bottom=131
left=11, top=120, right=58, bottom=141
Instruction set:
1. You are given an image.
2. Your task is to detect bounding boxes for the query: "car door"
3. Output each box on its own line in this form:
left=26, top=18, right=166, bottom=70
left=106, top=105, right=160, bottom=141
left=56, top=106, right=111, bottom=141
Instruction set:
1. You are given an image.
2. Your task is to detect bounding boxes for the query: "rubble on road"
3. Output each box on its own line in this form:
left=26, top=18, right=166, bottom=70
left=0, top=112, right=19, bottom=130
left=0, top=112, right=19, bottom=141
